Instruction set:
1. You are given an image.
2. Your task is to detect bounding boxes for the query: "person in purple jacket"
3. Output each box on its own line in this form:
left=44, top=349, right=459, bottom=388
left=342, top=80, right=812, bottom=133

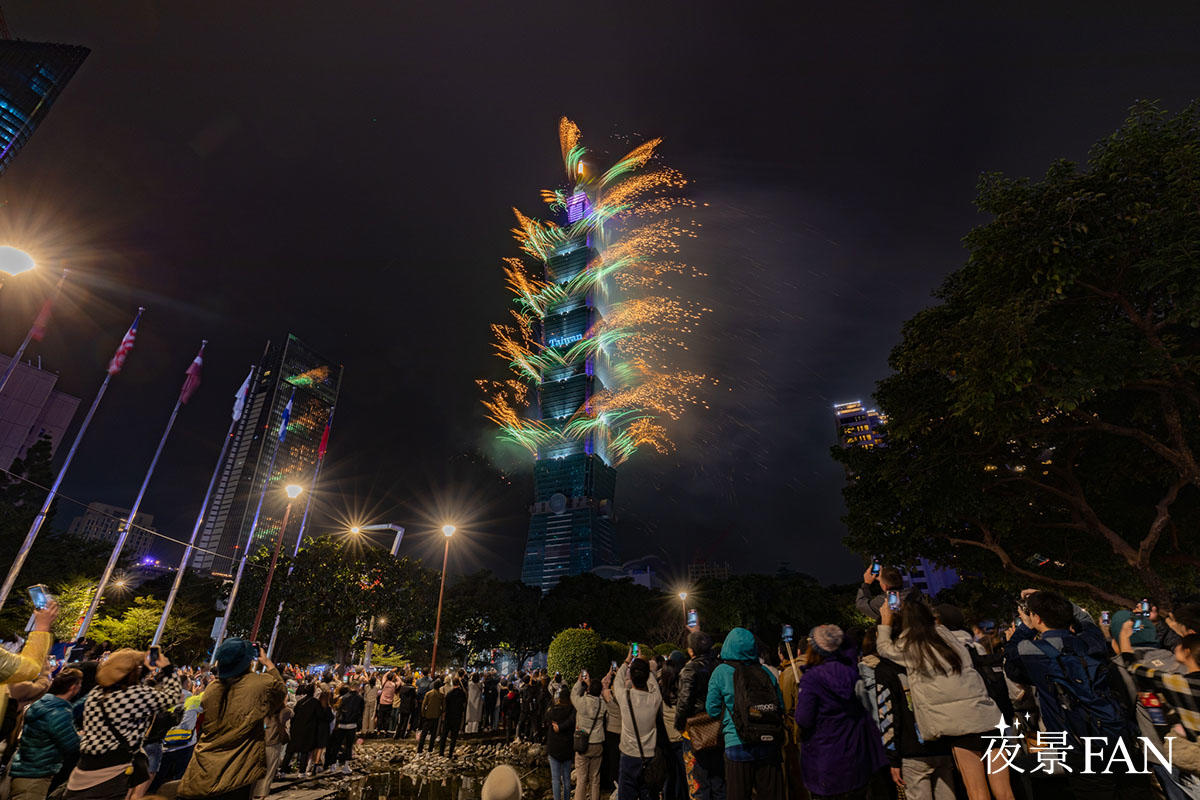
left=794, top=625, right=887, bottom=800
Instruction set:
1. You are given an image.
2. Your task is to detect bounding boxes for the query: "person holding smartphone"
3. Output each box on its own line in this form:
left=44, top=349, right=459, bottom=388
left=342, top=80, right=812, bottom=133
left=0, top=598, right=58, bottom=729
left=177, top=639, right=285, bottom=800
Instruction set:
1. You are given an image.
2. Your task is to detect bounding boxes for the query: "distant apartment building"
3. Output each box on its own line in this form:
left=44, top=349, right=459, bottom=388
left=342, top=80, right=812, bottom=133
left=687, top=560, right=731, bottom=582
left=0, top=352, right=79, bottom=468
left=67, top=502, right=156, bottom=562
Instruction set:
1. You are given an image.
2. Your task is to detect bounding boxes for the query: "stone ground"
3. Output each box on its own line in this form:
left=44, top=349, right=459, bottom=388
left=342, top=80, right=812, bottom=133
left=267, top=733, right=553, bottom=800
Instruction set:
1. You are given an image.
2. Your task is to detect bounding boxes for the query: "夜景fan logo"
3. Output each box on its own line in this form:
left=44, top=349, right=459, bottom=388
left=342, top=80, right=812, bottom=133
left=982, top=718, right=1173, bottom=775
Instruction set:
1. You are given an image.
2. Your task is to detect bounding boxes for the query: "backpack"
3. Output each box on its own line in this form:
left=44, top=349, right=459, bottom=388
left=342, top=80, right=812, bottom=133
left=1029, top=636, right=1132, bottom=744
left=730, top=663, right=786, bottom=745
left=967, top=648, right=1014, bottom=723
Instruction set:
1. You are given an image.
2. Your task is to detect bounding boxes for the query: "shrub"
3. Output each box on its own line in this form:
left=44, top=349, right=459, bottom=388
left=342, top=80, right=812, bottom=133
left=602, top=640, right=627, bottom=667
left=653, top=643, right=677, bottom=657
left=548, top=628, right=608, bottom=684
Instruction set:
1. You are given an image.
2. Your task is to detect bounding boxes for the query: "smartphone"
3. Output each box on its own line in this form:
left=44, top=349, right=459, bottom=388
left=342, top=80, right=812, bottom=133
left=26, top=584, right=49, bottom=610
left=686, top=609, right=699, bottom=628
left=1133, top=610, right=1148, bottom=632
left=610, top=661, right=617, bottom=672
left=781, top=624, right=794, bottom=643
left=631, top=642, right=639, bottom=658
left=148, top=645, right=160, bottom=663
left=1139, top=598, right=1151, bottom=613
left=886, top=590, right=901, bottom=611
left=870, top=560, right=881, bottom=576
left=1100, top=611, right=1111, bottom=626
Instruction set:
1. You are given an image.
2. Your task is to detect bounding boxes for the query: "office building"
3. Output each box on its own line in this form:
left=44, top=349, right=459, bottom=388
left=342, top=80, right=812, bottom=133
left=67, top=502, right=156, bottom=562
left=687, top=559, right=731, bottom=583
left=834, top=398, right=959, bottom=595
left=0, top=38, right=89, bottom=173
left=191, top=335, right=341, bottom=574
left=834, top=400, right=886, bottom=448
left=0, top=352, right=79, bottom=469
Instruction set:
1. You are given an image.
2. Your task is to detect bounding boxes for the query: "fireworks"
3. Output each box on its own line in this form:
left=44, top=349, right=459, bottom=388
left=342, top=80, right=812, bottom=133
left=482, top=118, right=708, bottom=465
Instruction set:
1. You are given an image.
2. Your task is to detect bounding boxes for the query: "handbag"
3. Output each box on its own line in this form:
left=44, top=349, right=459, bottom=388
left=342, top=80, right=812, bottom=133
left=684, top=712, right=722, bottom=751
left=624, top=692, right=668, bottom=790
left=574, top=696, right=602, bottom=754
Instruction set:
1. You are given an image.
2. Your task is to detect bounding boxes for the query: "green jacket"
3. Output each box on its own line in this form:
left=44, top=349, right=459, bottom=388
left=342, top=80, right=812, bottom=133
left=10, top=694, right=79, bottom=778
left=422, top=686, right=444, bottom=719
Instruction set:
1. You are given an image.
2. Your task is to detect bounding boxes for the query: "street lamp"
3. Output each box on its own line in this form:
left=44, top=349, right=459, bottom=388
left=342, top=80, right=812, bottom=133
left=349, top=522, right=406, bottom=668
left=0, top=246, right=35, bottom=280
left=430, top=523, right=456, bottom=674
left=249, top=484, right=303, bottom=642
left=679, top=591, right=689, bottom=621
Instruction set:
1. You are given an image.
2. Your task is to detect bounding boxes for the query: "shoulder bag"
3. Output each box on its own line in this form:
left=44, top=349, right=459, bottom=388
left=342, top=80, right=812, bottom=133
left=574, top=696, right=601, bottom=755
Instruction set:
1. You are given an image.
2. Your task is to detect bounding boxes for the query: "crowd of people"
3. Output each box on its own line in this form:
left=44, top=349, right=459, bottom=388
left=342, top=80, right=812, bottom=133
left=0, top=568, right=1198, bottom=800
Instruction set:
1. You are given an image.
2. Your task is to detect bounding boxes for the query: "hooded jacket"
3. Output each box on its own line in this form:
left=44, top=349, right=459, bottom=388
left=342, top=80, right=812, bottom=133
left=178, top=668, right=286, bottom=797
left=794, top=638, right=887, bottom=796
left=9, top=694, right=79, bottom=778
left=705, top=627, right=783, bottom=750
left=877, top=622, right=999, bottom=740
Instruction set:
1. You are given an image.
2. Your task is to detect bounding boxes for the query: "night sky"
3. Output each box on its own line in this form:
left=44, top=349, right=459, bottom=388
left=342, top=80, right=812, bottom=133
left=1, top=3, right=1198, bottom=584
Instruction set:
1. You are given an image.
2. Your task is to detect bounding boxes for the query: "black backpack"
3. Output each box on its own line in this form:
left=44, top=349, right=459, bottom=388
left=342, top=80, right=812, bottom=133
left=730, top=663, right=786, bottom=745
left=967, top=648, right=1014, bottom=723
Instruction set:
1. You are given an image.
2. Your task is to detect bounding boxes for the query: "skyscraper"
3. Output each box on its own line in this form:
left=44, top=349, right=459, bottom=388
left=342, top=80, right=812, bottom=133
left=191, top=335, right=341, bottom=575
left=0, top=38, right=89, bottom=173
left=834, top=400, right=886, bottom=448
left=0, top=352, right=79, bottom=468
left=521, top=193, right=618, bottom=592
left=834, top=399, right=958, bottom=595
left=67, top=502, right=156, bottom=562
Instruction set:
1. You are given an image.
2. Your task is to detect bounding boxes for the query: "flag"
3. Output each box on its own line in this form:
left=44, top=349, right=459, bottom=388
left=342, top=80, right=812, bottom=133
left=278, top=391, right=294, bottom=442
left=179, top=342, right=206, bottom=404
left=30, top=271, right=68, bottom=342
left=317, top=413, right=332, bottom=458
left=29, top=298, right=53, bottom=342
left=107, top=308, right=144, bottom=375
left=232, top=367, right=253, bottom=421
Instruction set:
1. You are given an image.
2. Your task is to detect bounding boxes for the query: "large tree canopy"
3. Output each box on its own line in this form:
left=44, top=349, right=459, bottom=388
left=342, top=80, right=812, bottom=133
left=838, top=102, right=1200, bottom=606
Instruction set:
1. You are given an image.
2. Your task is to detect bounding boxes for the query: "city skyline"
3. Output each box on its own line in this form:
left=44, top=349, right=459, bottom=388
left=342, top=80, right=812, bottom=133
left=0, top=4, right=1197, bottom=582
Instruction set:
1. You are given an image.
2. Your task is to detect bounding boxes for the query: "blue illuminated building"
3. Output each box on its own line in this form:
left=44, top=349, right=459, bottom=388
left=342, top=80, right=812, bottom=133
left=521, top=190, right=618, bottom=592
left=0, top=39, right=88, bottom=174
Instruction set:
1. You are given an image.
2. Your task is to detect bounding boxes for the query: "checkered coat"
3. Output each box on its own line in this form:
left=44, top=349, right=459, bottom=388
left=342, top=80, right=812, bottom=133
left=78, top=669, right=182, bottom=763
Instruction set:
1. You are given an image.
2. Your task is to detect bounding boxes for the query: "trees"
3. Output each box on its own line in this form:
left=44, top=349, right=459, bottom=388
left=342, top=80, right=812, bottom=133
left=837, top=101, right=1200, bottom=606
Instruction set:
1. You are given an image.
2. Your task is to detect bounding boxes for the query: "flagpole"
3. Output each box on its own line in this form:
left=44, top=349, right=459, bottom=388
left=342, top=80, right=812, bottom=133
left=77, top=340, right=205, bottom=642
left=0, top=306, right=142, bottom=613
left=213, top=440, right=283, bottom=656
left=152, top=366, right=256, bottom=646
left=0, top=270, right=67, bottom=397
left=267, top=404, right=336, bottom=657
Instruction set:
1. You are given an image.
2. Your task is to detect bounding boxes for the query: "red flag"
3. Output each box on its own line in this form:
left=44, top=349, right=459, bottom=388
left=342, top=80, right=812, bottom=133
left=179, top=342, right=206, bottom=404
left=317, top=415, right=332, bottom=458
left=30, top=271, right=68, bottom=342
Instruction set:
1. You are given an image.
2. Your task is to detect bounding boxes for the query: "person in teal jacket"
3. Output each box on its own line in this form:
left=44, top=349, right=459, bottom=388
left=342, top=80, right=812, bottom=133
left=9, top=668, right=83, bottom=800
left=705, top=627, right=784, bottom=800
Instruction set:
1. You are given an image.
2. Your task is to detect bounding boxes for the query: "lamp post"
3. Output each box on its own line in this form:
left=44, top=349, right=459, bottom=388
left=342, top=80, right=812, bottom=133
left=249, top=484, right=303, bottom=642
left=679, top=591, right=688, bottom=621
left=429, top=524, right=455, bottom=675
left=349, top=523, right=405, bottom=668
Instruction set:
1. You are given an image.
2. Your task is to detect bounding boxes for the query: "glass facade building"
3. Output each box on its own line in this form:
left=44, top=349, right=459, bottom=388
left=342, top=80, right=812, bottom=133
left=0, top=39, right=88, bottom=174
left=521, top=202, right=618, bottom=592
left=191, top=335, right=341, bottom=574
left=834, top=400, right=886, bottom=448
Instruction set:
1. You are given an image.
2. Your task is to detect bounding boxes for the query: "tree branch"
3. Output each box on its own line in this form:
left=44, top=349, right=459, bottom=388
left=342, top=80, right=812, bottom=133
left=1137, top=477, right=1188, bottom=569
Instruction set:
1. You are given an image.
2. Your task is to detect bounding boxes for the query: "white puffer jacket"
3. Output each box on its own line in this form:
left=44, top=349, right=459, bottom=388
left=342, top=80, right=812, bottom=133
left=876, top=623, right=1000, bottom=740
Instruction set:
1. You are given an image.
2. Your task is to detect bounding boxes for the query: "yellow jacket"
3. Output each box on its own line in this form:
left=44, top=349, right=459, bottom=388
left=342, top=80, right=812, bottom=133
left=0, top=631, right=53, bottom=725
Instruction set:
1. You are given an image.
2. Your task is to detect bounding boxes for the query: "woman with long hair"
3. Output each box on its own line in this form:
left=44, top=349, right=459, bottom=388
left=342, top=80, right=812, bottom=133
left=877, top=598, right=1015, bottom=800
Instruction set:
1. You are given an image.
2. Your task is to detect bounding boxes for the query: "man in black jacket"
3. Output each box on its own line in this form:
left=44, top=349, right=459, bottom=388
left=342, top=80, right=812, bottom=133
left=328, top=684, right=364, bottom=772
left=439, top=678, right=469, bottom=758
left=392, top=678, right=417, bottom=740
left=675, top=630, right=724, bottom=800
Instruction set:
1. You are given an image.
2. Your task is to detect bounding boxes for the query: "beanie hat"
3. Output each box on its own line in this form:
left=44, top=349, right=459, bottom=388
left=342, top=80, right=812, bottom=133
left=214, top=637, right=256, bottom=679
left=96, top=649, right=145, bottom=688
left=481, top=765, right=522, bottom=800
left=810, top=624, right=844, bottom=656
